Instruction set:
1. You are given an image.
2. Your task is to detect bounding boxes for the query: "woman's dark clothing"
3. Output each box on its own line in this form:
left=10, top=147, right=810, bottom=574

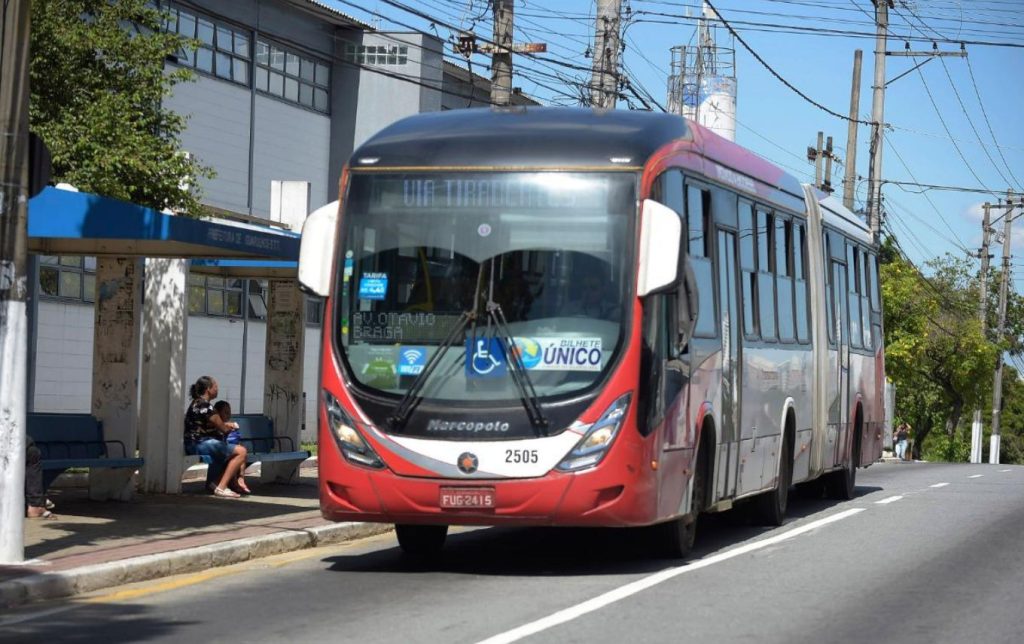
left=896, top=428, right=908, bottom=441
left=184, top=397, right=230, bottom=487
left=26, top=438, right=44, bottom=507
left=185, top=398, right=219, bottom=444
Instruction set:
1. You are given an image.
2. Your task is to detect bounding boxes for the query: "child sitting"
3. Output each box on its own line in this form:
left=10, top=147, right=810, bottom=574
left=214, top=400, right=242, bottom=446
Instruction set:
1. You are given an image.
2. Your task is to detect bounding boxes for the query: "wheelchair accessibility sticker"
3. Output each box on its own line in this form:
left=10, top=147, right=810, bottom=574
left=465, top=337, right=507, bottom=378
left=465, top=336, right=604, bottom=378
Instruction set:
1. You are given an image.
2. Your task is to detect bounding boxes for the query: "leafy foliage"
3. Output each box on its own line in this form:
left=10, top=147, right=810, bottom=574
left=29, top=0, right=212, bottom=214
left=882, top=239, right=1024, bottom=463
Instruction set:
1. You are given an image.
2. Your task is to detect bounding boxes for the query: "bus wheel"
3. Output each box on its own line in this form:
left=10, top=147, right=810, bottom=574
left=752, top=433, right=792, bottom=526
left=825, top=416, right=861, bottom=500
left=395, top=524, right=448, bottom=556
left=657, top=446, right=707, bottom=558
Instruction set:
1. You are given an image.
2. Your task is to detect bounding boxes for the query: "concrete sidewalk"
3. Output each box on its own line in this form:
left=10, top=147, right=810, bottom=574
left=0, top=462, right=390, bottom=609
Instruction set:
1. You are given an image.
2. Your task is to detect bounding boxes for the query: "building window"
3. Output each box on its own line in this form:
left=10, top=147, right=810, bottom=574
left=342, top=41, right=409, bottom=66
left=188, top=275, right=244, bottom=317
left=255, top=40, right=329, bottom=112
left=39, top=256, right=96, bottom=303
left=165, top=5, right=250, bottom=85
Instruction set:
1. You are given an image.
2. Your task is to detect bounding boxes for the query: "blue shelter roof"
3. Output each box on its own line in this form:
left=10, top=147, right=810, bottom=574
left=28, top=187, right=301, bottom=260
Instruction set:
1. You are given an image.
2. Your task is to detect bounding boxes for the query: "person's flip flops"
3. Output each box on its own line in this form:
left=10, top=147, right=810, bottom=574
left=213, top=487, right=241, bottom=498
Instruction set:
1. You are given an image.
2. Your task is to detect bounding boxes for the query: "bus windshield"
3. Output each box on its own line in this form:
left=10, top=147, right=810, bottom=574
left=336, top=171, right=637, bottom=406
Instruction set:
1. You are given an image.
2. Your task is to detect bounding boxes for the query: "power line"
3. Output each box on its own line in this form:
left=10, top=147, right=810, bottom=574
left=965, top=55, right=1024, bottom=193
left=699, top=0, right=871, bottom=124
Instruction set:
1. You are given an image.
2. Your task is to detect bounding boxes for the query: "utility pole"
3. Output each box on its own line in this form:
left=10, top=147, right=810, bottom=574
left=865, top=1, right=890, bottom=244
left=455, top=10, right=544, bottom=107
left=990, top=191, right=1018, bottom=465
left=0, top=0, right=31, bottom=564
left=971, top=204, right=992, bottom=464
left=807, top=132, right=838, bottom=194
left=823, top=136, right=835, bottom=194
left=843, top=49, right=862, bottom=211
left=590, top=0, right=623, bottom=109
left=814, top=132, right=824, bottom=188
left=491, top=0, right=513, bottom=106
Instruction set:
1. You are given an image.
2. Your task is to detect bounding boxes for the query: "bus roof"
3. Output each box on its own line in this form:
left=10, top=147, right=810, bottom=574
left=350, top=107, right=690, bottom=170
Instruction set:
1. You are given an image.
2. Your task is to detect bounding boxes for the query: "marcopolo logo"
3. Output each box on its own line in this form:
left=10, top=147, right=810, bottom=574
left=426, top=419, right=511, bottom=434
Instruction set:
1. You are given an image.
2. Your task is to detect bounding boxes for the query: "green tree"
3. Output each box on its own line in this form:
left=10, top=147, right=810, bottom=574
left=30, top=0, right=211, bottom=214
left=883, top=252, right=993, bottom=458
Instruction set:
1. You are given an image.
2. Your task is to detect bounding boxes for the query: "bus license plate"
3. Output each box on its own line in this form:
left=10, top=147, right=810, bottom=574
left=439, top=487, right=495, bottom=509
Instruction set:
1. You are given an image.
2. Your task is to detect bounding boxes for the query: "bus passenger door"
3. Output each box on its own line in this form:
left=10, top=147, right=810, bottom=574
left=717, top=229, right=741, bottom=498
left=828, top=260, right=850, bottom=466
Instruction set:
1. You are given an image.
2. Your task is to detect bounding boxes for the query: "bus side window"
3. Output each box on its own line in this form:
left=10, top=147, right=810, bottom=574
left=739, top=201, right=758, bottom=339
left=776, top=216, right=795, bottom=343
left=756, top=207, right=777, bottom=341
left=846, top=242, right=863, bottom=349
left=825, top=233, right=835, bottom=346
left=794, top=223, right=810, bottom=344
left=688, top=184, right=716, bottom=338
left=868, top=251, right=882, bottom=347
left=860, top=248, right=872, bottom=350
left=653, top=169, right=685, bottom=217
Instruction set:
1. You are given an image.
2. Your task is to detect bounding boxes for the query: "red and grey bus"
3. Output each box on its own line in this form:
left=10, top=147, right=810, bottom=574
left=298, top=107, right=885, bottom=557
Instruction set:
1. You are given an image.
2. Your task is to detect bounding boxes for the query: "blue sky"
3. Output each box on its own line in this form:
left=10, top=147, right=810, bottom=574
left=331, top=0, right=1024, bottom=281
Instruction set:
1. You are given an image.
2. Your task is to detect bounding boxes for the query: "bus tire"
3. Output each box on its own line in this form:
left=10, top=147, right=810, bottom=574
left=657, top=441, right=708, bottom=558
left=752, top=431, right=792, bottom=526
left=395, top=524, right=448, bottom=556
left=825, top=418, right=860, bottom=500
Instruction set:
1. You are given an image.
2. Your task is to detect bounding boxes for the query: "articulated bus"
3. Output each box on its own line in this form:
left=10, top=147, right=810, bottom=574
left=298, top=108, right=885, bottom=557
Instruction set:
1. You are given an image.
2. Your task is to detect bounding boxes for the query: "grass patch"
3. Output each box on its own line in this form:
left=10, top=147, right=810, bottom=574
left=301, top=442, right=318, bottom=456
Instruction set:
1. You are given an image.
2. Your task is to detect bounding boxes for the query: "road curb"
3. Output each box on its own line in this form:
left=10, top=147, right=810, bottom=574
left=0, top=519, right=391, bottom=610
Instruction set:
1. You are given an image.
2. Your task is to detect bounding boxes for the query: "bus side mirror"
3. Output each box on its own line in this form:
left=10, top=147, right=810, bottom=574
left=298, top=200, right=339, bottom=297
left=637, top=199, right=681, bottom=297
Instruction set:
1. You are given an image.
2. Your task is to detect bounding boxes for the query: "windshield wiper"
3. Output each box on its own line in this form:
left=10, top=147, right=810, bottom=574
left=486, top=300, right=549, bottom=432
left=388, top=309, right=473, bottom=430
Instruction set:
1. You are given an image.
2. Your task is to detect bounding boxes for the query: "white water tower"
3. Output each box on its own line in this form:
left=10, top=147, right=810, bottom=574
left=667, top=2, right=737, bottom=141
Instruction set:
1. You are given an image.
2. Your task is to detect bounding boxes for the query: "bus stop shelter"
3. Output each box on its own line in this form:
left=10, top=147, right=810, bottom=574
left=26, top=186, right=306, bottom=500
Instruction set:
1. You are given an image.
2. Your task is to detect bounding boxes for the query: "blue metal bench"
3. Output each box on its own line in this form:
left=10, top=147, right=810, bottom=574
left=27, top=412, right=145, bottom=490
left=189, top=414, right=309, bottom=468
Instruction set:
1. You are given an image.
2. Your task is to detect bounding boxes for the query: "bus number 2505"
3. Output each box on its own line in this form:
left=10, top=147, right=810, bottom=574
left=505, top=449, right=539, bottom=464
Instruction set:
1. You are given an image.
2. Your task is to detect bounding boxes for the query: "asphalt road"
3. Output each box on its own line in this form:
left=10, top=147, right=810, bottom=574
left=4, top=462, right=1023, bottom=644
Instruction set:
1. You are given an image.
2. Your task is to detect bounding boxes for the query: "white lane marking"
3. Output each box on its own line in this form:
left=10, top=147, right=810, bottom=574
left=475, top=508, right=865, bottom=644
left=999, top=469, right=1011, bottom=473
left=0, top=604, right=81, bottom=627
left=969, top=474, right=984, bottom=479
left=930, top=482, right=950, bottom=488
left=875, top=495, right=904, bottom=504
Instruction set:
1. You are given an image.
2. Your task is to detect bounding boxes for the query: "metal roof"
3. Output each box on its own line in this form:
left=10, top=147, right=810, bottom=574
left=28, top=187, right=300, bottom=261
left=293, top=0, right=373, bottom=30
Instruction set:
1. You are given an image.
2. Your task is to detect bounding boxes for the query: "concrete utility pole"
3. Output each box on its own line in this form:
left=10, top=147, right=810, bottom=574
left=971, top=204, right=992, bottom=464
left=990, top=191, right=1017, bottom=465
left=865, top=1, right=890, bottom=244
left=814, top=131, right=824, bottom=188
left=0, top=0, right=31, bottom=564
left=491, top=0, right=513, bottom=106
left=807, top=133, right=838, bottom=194
left=843, top=49, right=862, bottom=211
left=590, top=0, right=623, bottom=109
left=824, top=136, right=835, bottom=193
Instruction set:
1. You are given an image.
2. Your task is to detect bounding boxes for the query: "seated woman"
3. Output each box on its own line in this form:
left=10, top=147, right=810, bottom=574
left=184, top=376, right=251, bottom=498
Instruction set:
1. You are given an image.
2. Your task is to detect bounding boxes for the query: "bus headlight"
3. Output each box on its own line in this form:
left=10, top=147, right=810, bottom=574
left=556, top=393, right=631, bottom=472
left=323, top=389, right=385, bottom=469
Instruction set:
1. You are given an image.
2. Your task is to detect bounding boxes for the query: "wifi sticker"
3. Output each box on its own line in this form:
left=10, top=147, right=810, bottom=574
left=397, top=346, right=428, bottom=376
